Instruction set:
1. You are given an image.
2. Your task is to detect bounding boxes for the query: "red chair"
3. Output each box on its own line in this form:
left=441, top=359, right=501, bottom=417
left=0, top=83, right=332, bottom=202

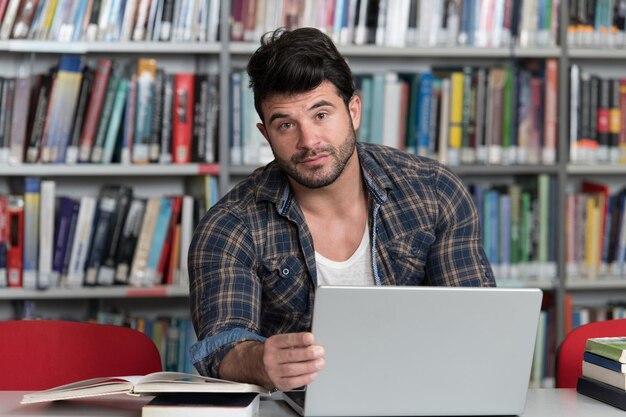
left=556, top=318, right=626, bottom=388
left=0, top=320, right=163, bottom=390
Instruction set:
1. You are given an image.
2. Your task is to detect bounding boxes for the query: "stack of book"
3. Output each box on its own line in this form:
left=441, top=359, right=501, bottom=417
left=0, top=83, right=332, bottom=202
left=577, top=336, right=626, bottom=410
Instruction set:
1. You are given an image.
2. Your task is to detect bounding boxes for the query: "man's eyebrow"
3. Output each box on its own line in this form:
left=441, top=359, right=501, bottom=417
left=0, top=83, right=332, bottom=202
left=267, top=100, right=335, bottom=125
left=308, top=99, right=334, bottom=111
left=268, top=112, right=289, bottom=125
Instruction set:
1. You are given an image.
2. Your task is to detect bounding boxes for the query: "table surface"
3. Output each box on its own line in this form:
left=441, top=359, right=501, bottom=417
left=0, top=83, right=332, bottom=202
left=1, top=389, right=624, bottom=417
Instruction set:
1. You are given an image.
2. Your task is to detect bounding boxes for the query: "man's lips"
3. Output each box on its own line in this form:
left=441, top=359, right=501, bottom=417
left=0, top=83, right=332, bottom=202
left=298, top=153, right=329, bottom=164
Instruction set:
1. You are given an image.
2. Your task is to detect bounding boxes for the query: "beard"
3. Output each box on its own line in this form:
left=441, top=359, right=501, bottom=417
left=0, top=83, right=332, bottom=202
left=272, top=124, right=357, bottom=189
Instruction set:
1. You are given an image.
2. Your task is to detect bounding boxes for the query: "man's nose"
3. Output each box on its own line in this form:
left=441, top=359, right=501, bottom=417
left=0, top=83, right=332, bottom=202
left=296, top=123, right=321, bottom=149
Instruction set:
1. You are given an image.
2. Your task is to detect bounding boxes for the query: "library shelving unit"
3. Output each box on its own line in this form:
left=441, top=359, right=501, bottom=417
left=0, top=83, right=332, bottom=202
left=4, top=0, right=626, bottom=383
left=0, top=11, right=226, bottom=321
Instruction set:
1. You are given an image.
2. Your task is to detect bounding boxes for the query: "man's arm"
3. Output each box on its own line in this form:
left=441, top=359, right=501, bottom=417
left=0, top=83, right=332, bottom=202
left=427, top=164, right=496, bottom=286
left=219, top=332, right=325, bottom=391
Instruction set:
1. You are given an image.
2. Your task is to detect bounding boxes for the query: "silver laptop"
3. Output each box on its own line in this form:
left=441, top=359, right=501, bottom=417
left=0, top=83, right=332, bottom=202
left=283, top=286, right=543, bottom=416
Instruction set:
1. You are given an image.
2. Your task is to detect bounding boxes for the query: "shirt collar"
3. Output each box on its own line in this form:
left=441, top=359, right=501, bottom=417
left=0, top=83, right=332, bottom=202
left=254, top=142, right=392, bottom=215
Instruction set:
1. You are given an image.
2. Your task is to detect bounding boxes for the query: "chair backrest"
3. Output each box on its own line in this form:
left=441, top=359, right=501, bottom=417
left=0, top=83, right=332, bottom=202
left=0, top=320, right=163, bottom=390
left=556, top=318, right=626, bottom=388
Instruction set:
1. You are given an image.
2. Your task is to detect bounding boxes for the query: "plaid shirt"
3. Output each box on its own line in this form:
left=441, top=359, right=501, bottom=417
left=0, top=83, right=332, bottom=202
left=188, top=142, right=495, bottom=377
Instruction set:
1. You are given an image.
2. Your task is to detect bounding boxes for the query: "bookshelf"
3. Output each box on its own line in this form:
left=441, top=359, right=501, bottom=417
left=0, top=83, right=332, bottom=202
left=1, top=0, right=626, bottom=384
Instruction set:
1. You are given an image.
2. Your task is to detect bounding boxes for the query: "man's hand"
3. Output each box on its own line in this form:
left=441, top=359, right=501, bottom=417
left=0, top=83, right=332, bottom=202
left=218, top=332, right=325, bottom=392
left=263, top=332, right=325, bottom=391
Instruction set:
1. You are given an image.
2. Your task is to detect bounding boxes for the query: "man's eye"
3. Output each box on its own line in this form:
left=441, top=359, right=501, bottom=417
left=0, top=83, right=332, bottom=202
left=317, top=113, right=327, bottom=120
left=279, top=122, right=292, bottom=130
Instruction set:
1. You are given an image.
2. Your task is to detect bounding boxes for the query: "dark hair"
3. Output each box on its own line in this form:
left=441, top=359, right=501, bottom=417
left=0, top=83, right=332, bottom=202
left=247, top=27, right=356, bottom=124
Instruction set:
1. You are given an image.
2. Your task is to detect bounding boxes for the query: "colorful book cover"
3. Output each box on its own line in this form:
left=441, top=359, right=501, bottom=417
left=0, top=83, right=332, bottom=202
left=133, top=58, right=157, bottom=164
left=53, top=196, right=79, bottom=287
left=173, top=73, right=194, bottom=164
left=78, top=58, right=111, bottom=163
left=145, top=197, right=173, bottom=286
left=586, top=337, right=626, bottom=363
left=7, top=195, right=24, bottom=288
left=101, top=77, right=129, bottom=164
left=22, top=177, right=40, bottom=290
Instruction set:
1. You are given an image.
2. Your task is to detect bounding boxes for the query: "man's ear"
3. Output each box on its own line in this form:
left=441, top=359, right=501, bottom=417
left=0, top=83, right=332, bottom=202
left=257, top=123, right=270, bottom=142
left=349, top=94, right=362, bottom=131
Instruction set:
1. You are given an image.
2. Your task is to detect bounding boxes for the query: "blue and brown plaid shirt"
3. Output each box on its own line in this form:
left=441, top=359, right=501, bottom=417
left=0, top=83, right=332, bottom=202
left=188, top=142, right=495, bottom=377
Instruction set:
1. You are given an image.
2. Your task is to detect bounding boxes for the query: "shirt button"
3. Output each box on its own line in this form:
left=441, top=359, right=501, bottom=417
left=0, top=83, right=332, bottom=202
left=282, top=268, right=290, bottom=276
left=411, top=247, right=418, bottom=255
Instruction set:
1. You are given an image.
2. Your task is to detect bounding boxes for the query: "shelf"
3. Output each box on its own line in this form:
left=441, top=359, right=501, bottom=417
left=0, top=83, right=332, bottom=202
left=566, top=164, right=626, bottom=175
left=0, top=285, right=189, bottom=300
left=229, top=163, right=560, bottom=177
left=566, top=279, right=626, bottom=290
left=568, top=48, right=626, bottom=59
left=496, top=278, right=558, bottom=290
left=230, top=42, right=560, bottom=59
left=0, top=163, right=219, bottom=176
left=0, top=41, right=221, bottom=54
left=451, top=165, right=560, bottom=175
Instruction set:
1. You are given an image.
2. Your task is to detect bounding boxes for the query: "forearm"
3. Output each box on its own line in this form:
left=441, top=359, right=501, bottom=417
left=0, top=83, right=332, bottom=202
left=219, top=340, right=274, bottom=389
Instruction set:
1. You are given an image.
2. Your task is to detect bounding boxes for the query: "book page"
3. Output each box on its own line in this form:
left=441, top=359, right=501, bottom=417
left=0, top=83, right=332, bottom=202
left=21, top=376, right=141, bottom=404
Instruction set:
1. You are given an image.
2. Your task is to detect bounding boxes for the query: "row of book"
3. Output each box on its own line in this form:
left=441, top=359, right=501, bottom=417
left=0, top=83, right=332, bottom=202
left=102, top=314, right=198, bottom=375
left=568, top=0, right=626, bottom=48
left=566, top=301, right=626, bottom=333
left=0, top=176, right=219, bottom=290
left=0, top=55, right=219, bottom=165
left=232, top=0, right=559, bottom=48
left=231, top=61, right=559, bottom=167
left=578, top=336, right=626, bottom=411
left=468, top=175, right=558, bottom=282
left=565, top=181, right=626, bottom=280
left=0, top=0, right=220, bottom=43
left=569, top=65, right=626, bottom=165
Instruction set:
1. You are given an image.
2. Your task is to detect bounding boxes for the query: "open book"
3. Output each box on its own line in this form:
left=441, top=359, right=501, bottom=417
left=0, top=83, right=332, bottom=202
left=21, top=372, right=269, bottom=404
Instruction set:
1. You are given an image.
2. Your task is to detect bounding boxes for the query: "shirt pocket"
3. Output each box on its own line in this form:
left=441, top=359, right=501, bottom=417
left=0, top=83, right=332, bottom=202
left=385, top=230, right=436, bottom=285
left=259, top=255, right=309, bottom=313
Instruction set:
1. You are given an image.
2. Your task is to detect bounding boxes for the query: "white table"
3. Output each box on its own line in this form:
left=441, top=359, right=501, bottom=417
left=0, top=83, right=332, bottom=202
left=0, top=389, right=623, bottom=416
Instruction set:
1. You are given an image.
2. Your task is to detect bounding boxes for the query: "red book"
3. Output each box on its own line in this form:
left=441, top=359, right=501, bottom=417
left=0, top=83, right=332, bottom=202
left=619, top=80, right=626, bottom=159
left=7, top=195, right=24, bottom=288
left=172, top=73, right=194, bottom=164
left=78, top=59, right=112, bottom=162
left=156, top=195, right=182, bottom=284
left=0, top=0, right=9, bottom=23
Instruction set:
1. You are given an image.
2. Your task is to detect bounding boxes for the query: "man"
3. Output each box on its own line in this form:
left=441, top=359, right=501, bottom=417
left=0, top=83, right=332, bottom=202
left=188, top=27, right=495, bottom=392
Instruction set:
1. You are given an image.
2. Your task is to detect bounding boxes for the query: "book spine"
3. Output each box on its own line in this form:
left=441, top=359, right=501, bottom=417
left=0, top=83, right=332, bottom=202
left=129, top=196, right=161, bottom=287
left=0, top=195, right=7, bottom=287
left=37, top=179, right=55, bottom=289
left=172, top=73, right=195, bottom=164
left=133, top=58, right=157, bottom=164
left=22, top=177, right=41, bottom=290
left=7, top=195, right=24, bottom=288
left=97, top=185, right=132, bottom=285
left=115, top=198, right=145, bottom=284
left=65, top=196, right=96, bottom=288
left=78, top=59, right=112, bottom=163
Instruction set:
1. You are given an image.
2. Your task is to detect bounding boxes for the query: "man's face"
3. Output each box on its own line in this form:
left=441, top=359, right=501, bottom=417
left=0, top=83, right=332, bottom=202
left=257, top=81, right=361, bottom=189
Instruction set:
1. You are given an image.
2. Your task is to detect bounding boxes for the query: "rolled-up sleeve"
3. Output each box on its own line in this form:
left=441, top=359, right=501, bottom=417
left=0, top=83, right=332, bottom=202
left=187, top=207, right=265, bottom=377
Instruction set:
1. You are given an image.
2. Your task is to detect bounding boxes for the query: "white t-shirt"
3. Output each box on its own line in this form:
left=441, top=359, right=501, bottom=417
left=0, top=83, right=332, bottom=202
left=315, top=223, right=374, bottom=286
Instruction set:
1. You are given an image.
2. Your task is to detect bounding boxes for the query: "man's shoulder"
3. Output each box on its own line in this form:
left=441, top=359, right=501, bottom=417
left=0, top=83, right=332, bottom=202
left=358, top=142, right=452, bottom=180
left=209, top=163, right=282, bottom=219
